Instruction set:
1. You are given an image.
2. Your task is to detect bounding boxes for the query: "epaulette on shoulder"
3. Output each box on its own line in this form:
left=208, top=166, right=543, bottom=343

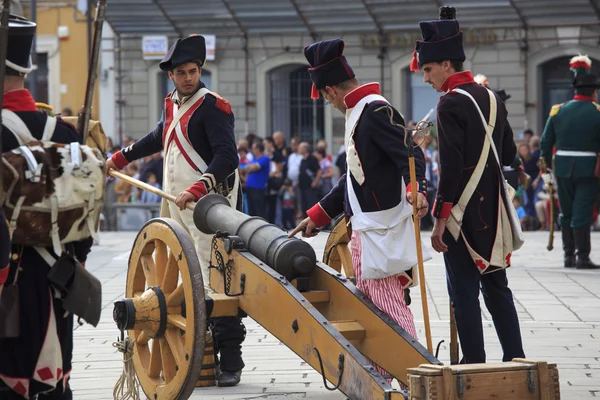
left=549, top=103, right=563, bottom=117
left=206, top=91, right=232, bottom=115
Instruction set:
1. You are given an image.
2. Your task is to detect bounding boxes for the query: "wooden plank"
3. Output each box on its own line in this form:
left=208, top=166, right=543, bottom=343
left=208, top=293, right=239, bottom=317
left=302, top=290, right=330, bottom=304
left=409, top=362, right=533, bottom=376
left=441, top=367, right=455, bottom=400
left=330, top=320, right=365, bottom=341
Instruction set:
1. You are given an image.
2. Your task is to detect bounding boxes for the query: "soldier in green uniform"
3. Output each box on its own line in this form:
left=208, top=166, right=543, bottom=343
left=540, top=55, right=600, bottom=270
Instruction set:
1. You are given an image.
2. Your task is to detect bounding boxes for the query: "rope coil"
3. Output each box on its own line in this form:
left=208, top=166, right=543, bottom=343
left=112, top=336, right=141, bottom=400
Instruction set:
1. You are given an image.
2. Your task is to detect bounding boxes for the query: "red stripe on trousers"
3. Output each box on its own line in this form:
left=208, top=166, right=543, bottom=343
left=351, top=231, right=418, bottom=382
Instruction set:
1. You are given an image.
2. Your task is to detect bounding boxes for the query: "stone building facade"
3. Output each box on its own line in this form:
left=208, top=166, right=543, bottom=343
left=101, top=25, right=600, bottom=150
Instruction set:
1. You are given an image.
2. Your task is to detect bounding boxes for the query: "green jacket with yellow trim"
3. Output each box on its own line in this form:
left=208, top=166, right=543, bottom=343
left=540, top=99, right=600, bottom=178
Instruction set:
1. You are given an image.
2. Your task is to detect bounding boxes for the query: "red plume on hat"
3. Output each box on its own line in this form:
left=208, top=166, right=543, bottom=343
left=569, top=55, right=592, bottom=77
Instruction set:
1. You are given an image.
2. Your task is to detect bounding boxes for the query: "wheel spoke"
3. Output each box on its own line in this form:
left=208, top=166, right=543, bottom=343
left=162, top=253, right=179, bottom=295
left=166, top=284, right=184, bottom=307
left=154, top=240, right=169, bottom=286
left=141, top=254, right=158, bottom=287
left=160, top=338, right=177, bottom=384
left=164, top=328, right=184, bottom=366
left=136, top=331, right=150, bottom=346
left=147, top=339, right=162, bottom=379
left=167, top=314, right=186, bottom=331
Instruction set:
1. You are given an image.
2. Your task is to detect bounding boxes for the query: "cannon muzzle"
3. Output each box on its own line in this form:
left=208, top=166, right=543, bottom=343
left=193, top=194, right=316, bottom=281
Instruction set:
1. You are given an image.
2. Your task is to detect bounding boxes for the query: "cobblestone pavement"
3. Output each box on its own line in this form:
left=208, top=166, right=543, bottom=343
left=70, top=230, right=600, bottom=399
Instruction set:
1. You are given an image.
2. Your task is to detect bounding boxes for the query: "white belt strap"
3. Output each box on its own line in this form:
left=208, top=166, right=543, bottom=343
left=175, top=121, right=209, bottom=172
left=164, top=88, right=210, bottom=149
left=555, top=150, right=596, bottom=157
left=87, top=192, right=98, bottom=241
left=1, top=109, right=35, bottom=144
left=50, top=195, right=62, bottom=256
left=8, top=196, right=27, bottom=237
left=449, top=88, right=497, bottom=224
left=42, top=115, right=57, bottom=141
left=35, top=246, right=57, bottom=266
left=15, top=146, right=43, bottom=182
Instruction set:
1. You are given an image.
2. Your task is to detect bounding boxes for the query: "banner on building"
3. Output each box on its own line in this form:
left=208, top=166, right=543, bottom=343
left=142, top=36, right=169, bottom=60
left=203, top=35, right=216, bottom=61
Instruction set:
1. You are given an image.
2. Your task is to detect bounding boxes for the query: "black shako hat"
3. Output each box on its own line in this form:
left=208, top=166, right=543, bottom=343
left=572, top=73, right=600, bottom=89
left=159, top=34, right=206, bottom=72
left=410, top=6, right=466, bottom=71
left=304, top=38, right=355, bottom=99
left=6, top=14, right=36, bottom=75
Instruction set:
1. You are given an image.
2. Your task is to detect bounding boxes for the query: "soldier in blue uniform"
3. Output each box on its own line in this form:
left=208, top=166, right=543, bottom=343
left=540, top=55, right=600, bottom=270
left=291, top=38, right=429, bottom=379
left=411, top=6, right=525, bottom=364
left=0, top=15, right=94, bottom=399
left=106, top=35, right=246, bottom=386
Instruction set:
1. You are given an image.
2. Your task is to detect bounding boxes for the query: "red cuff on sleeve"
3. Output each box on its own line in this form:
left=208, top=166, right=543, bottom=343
left=307, top=203, right=332, bottom=227
left=406, top=178, right=427, bottom=195
left=432, top=200, right=453, bottom=219
left=111, top=151, right=130, bottom=170
left=187, top=181, right=208, bottom=201
left=0, top=266, right=9, bottom=285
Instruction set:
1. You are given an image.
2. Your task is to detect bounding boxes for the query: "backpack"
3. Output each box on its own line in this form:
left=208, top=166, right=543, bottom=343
left=1, top=109, right=106, bottom=255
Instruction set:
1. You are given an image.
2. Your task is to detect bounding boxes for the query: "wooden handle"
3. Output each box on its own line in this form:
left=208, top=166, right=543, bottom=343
left=108, top=170, right=195, bottom=211
left=409, top=157, right=433, bottom=354
left=449, top=303, right=459, bottom=364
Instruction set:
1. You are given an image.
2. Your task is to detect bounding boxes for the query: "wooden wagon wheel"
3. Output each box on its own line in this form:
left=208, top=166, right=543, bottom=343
left=323, top=215, right=355, bottom=279
left=115, top=218, right=206, bottom=400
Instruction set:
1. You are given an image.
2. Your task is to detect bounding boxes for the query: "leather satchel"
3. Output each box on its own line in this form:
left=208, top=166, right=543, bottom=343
left=40, top=248, right=102, bottom=327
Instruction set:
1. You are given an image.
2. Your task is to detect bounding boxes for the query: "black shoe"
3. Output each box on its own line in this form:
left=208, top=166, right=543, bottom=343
left=562, top=225, right=575, bottom=268
left=217, top=370, right=242, bottom=387
left=564, top=255, right=576, bottom=268
left=574, top=228, right=600, bottom=270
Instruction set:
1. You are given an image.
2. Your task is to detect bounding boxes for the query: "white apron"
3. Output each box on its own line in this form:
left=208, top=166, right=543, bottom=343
left=345, top=94, right=431, bottom=280
left=160, top=88, right=239, bottom=291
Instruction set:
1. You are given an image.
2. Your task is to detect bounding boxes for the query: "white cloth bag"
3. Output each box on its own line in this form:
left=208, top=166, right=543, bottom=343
left=345, top=95, right=431, bottom=280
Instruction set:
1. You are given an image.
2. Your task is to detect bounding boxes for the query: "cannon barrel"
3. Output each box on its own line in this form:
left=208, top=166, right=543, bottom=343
left=193, top=194, right=316, bottom=281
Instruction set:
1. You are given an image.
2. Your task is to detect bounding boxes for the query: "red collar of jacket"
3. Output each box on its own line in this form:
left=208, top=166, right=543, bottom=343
left=344, top=82, right=381, bottom=109
left=3, top=89, right=38, bottom=112
left=441, top=71, right=475, bottom=93
left=573, top=94, right=595, bottom=102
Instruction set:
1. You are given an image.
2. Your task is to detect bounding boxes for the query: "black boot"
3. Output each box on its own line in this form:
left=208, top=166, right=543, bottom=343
left=562, top=225, right=576, bottom=268
left=574, top=228, right=600, bottom=270
left=218, top=370, right=242, bottom=387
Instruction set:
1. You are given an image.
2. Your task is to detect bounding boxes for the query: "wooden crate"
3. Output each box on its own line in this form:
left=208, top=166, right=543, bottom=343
left=407, top=358, right=560, bottom=400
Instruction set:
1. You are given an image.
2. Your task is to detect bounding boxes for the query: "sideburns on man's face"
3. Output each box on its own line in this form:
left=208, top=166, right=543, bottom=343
left=168, top=62, right=201, bottom=96
left=422, top=62, right=447, bottom=93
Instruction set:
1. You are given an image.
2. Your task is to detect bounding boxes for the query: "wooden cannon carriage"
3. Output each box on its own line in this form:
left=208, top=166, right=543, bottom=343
left=111, top=191, right=561, bottom=400
left=112, top=193, right=440, bottom=400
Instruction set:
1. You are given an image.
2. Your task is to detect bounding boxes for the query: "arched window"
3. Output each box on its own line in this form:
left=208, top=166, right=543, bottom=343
left=269, top=64, right=324, bottom=143
left=541, top=56, right=600, bottom=127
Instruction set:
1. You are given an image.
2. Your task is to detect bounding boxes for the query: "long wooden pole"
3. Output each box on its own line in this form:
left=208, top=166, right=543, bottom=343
left=449, top=302, right=459, bottom=364
left=408, top=157, right=433, bottom=354
left=108, top=170, right=195, bottom=211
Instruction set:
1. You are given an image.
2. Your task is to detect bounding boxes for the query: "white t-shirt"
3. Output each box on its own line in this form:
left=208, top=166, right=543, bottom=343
left=287, top=152, right=303, bottom=184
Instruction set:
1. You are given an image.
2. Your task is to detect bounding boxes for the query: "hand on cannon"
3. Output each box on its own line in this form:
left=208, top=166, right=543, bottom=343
left=288, top=217, right=320, bottom=238
left=175, top=190, right=199, bottom=210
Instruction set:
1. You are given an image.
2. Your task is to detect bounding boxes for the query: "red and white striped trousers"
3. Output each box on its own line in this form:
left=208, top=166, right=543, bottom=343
left=351, top=231, right=418, bottom=380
